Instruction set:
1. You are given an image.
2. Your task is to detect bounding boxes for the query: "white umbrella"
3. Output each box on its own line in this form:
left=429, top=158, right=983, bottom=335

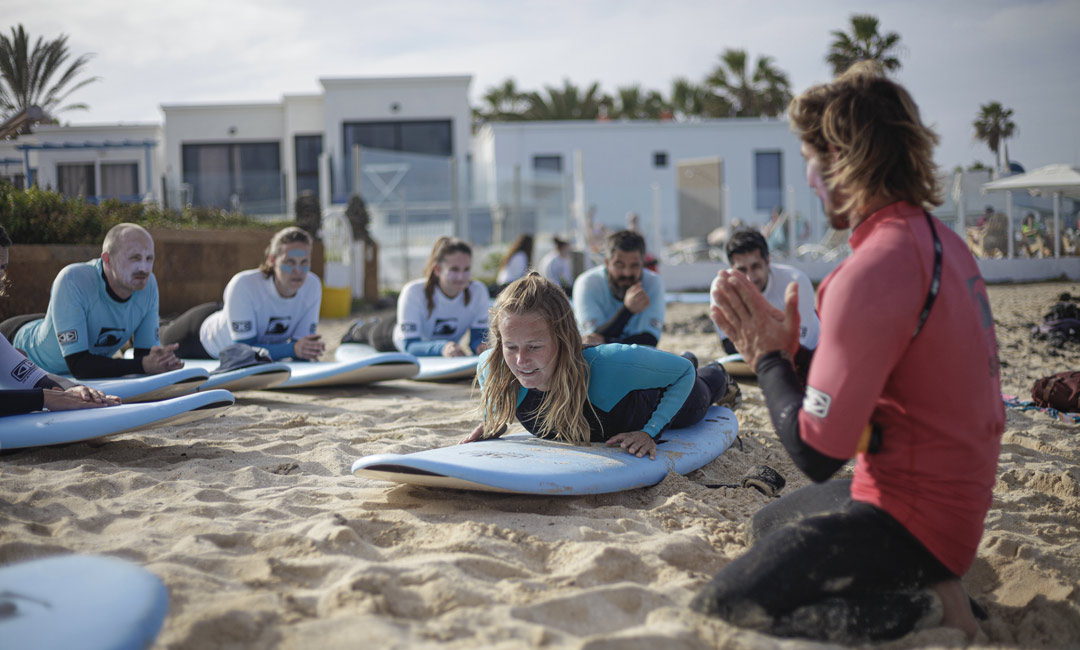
left=982, top=163, right=1080, bottom=257
left=982, top=164, right=1080, bottom=200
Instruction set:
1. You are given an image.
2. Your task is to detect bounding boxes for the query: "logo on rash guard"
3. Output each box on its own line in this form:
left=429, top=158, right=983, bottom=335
left=266, top=316, right=291, bottom=335
left=57, top=329, right=78, bottom=344
left=803, top=386, right=832, bottom=418
left=232, top=321, right=253, bottom=333
left=96, top=327, right=125, bottom=347
left=11, top=359, right=36, bottom=382
left=400, top=322, right=417, bottom=333
left=433, top=318, right=458, bottom=336
left=309, top=323, right=317, bottom=334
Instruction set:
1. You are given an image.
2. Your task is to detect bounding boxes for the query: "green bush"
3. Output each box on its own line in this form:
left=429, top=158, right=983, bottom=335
left=0, top=181, right=290, bottom=244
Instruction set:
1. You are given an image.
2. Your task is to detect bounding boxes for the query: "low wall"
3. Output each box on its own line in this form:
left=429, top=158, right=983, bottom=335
left=1, top=229, right=324, bottom=320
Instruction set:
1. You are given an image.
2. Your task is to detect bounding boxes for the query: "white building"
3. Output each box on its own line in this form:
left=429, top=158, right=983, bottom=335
left=0, top=123, right=164, bottom=203
left=472, top=118, right=821, bottom=251
left=160, top=75, right=473, bottom=216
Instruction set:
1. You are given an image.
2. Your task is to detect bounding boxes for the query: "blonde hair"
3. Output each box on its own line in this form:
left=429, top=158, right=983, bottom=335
left=423, top=236, right=473, bottom=317
left=259, top=227, right=313, bottom=277
left=477, top=273, right=592, bottom=444
left=788, top=61, right=942, bottom=216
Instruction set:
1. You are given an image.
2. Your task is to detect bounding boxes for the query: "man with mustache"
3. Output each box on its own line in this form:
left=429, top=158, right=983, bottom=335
left=2, top=223, right=182, bottom=378
left=573, top=229, right=665, bottom=347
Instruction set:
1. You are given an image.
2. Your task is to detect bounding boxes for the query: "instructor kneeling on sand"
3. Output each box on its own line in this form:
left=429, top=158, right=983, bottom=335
left=692, top=62, right=1004, bottom=643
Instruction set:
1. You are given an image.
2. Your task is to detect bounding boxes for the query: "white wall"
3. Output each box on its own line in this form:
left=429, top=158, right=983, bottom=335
left=474, top=119, right=817, bottom=248
left=282, top=94, right=324, bottom=208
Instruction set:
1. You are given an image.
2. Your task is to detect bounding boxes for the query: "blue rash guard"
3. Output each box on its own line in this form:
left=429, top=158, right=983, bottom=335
left=478, top=343, right=696, bottom=440
left=14, top=258, right=160, bottom=375
left=572, top=266, right=665, bottom=345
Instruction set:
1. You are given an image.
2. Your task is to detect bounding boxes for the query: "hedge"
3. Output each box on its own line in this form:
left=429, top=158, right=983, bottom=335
left=0, top=181, right=291, bottom=245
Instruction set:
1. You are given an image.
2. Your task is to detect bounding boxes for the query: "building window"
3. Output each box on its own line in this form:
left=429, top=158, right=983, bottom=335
left=57, top=163, right=95, bottom=198
left=532, top=155, right=563, bottom=173
left=342, top=119, right=453, bottom=196
left=294, top=134, right=322, bottom=201
left=100, top=163, right=139, bottom=199
left=182, top=142, right=282, bottom=214
left=653, top=151, right=668, bottom=168
left=754, top=150, right=783, bottom=211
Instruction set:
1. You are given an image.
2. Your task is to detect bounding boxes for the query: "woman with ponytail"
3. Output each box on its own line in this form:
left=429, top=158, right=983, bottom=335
left=345, top=236, right=490, bottom=357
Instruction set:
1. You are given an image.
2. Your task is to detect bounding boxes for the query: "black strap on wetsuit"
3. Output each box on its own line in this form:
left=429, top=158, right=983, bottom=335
left=758, top=210, right=945, bottom=481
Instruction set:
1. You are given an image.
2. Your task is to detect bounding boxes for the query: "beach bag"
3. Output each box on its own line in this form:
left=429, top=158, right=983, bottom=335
left=1031, top=371, right=1080, bottom=413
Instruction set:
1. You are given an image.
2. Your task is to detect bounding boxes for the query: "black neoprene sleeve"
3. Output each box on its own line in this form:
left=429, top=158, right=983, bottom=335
left=593, top=305, right=633, bottom=340
left=64, top=348, right=149, bottom=379
left=756, top=350, right=847, bottom=482
left=0, top=389, right=43, bottom=415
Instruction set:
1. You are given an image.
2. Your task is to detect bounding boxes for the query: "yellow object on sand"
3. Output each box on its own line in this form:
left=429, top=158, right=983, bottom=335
left=320, top=286, right=351, bottom=319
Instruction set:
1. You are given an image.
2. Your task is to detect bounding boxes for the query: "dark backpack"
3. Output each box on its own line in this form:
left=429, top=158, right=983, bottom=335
left=1031, top=371, right=1080, bottom=413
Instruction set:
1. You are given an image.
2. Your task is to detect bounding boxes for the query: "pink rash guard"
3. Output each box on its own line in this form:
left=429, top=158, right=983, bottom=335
left=799, top=201, right=1004, bottom=575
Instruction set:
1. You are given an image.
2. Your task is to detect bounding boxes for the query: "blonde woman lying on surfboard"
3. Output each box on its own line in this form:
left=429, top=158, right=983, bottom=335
left=461, top=273, right=740, bottom=459
left=0, top=226, right=120, bottom=415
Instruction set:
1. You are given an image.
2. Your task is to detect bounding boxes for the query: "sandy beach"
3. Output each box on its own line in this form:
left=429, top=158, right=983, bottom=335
left=2, top=281, right=1078, bottom=649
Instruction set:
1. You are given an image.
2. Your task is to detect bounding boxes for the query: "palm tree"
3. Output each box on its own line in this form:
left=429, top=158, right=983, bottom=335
left=973, top=102, right=1017, bottom=173
left=826, top=14, right=903, bottom=76
left=522, top=79, right=605, bottom=120
left=705, top=49, right=791, bottom=118
left=479, top=78, right=526, bottom=121
left=612, top=84, right=667, bottom=119
left=0, top=25, right=98, bottom=131
left=669, top=78, right=706, bottom=120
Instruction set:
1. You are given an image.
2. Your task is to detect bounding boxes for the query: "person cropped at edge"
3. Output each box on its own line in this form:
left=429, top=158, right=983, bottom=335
left=0, top=226, right=120, bottom=415
left=160, top=226, right=324, bottom=361
left=460, top=273, right=738, bottom=460
left=572, top=229, right=664, bottom=347
left=0, top=223, right=182, bottom=379
left=342, top=236, right=489, bottom=357
left=712, top=228, right=820, bottom=355
left=692, top=62, right=1004, bottom=643
left=496, top=234, right=533, bottom=286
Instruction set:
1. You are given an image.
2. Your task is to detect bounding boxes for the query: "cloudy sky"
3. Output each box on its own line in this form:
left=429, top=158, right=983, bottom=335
left=8, top=0, right=1079, bottom=170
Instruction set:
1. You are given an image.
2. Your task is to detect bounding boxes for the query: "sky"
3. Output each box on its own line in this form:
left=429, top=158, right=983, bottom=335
left=7, top=0, right=1080, bottom=171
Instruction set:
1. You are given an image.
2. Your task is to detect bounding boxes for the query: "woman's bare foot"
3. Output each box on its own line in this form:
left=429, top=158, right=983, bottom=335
left=932, top=579, right=979, bottom=640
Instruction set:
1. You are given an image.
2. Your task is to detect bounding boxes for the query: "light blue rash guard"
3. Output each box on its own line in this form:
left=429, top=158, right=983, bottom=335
left=572, top=265, right=665, bottom=342
left=14, top=258, right=160, bottom=374
left=477, top=343, right=695, bottom=438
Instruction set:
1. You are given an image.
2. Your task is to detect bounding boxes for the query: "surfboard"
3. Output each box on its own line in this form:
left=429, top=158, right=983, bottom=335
left=0, top=554, right=168, bottom=650
left=0, top=389, right=234, bottom=450
left=665, top=292, right=712, bottom=304
left=414, top=355, right=480, bottom=382
left=351, top=406, right=738, bottom=494
left=272, top=352, right=419, bottom=389
left=718, top=353, right=755, bottom=378
left=74, top=367, right=210, bottom=403
left=178, top=358, right=292, bottom=392
left=335, top=342, right=478, bottom=382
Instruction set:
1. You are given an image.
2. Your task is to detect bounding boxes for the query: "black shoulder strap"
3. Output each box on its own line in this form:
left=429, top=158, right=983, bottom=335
left=912, top=211, right=943, bottom=339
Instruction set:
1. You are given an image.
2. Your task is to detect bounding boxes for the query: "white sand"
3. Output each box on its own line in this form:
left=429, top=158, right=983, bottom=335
left=2, top=282, right=1079, bottom=649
